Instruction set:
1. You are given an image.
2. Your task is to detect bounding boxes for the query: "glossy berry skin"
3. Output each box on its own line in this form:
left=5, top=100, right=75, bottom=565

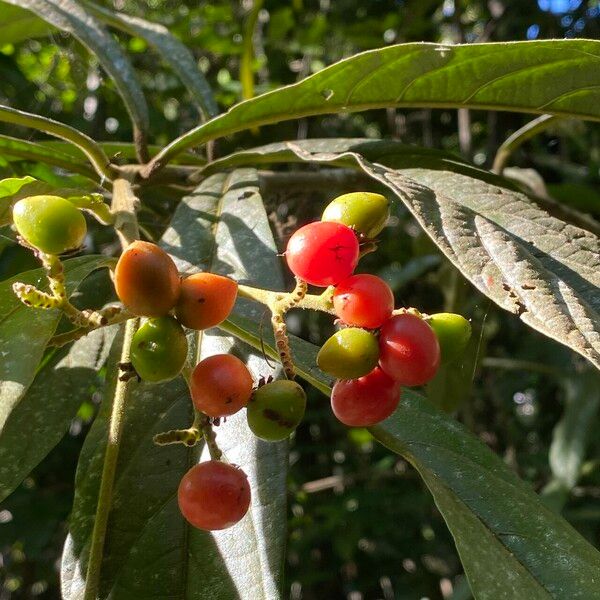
left=130, top=316, right=188, bottom=382
left=333, top=274, right=394, bottom=329
left=322, top=192, right=390, bottom=239
left=114, top=241, right=180, bottom=317
left=330, top=367, right=401, bottom=427
left=190, top=354, right=253, bottom=418
left=178, top=461, right=250, bottom=531
left=317, top=327, right=379, bottom=380
left=428, top=313, right=472, bottom=364
left=247, top=380, right=306, bottom=441
left=12, top=195, right=87, bottom=255
left=285, top=221, right=359, bottom=287
left=379, top=313, right=440, bottom=386
left=175, top=273, right=238, bottom=330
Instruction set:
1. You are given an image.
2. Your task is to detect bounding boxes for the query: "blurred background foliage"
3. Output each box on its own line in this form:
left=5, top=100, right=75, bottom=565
left=1, top=1, right=599, bottom=599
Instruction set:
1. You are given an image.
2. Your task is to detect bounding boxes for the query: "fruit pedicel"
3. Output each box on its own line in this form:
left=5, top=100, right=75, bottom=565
left=11, top=190, right=471, bottom=531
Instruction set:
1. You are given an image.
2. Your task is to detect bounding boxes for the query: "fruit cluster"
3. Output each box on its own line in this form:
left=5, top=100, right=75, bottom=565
left=112, top=240, right=308, bottom=530
left=286, top=192, right=471, bottom=427
left=11, top=190, right=471, bottom=533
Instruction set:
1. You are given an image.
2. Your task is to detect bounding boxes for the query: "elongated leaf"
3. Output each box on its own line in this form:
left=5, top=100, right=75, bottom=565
left=150, top=39, right=600, bottom=167
left=220, top=315, right=600, bottom=599
left=62, top=170, right=287, bottom=599
left=542, top=370, right=600, bottom=511
left=3, top=0, right=149, bottom=150
left=0, top=256, right=114, bottom=493
left=83, top=0, right=218, bottom=119
left=0, top=3, right=54, bottom=44
left=38, top=141, right=205, bottom=166
left=206, top=138, right=600, bottom=371
left=0, top=326, right=116, bottom=501
left=0, top=135, right=99, bottom=183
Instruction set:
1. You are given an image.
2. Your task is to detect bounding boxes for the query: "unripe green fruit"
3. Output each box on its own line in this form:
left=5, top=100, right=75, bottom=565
left=317, top=327, right=379, bottom=380
left=321, top=192, right=390, bottom=238
left=247, top=380, right=306, bottom=441
left=12, top=195, right=87, bottom=255
left=428, top=313, right=471, bottom=364
left=130, top=316, right=188, bottom=382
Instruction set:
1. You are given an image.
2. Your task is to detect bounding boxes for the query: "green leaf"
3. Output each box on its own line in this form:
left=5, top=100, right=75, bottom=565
left=150, top=40, right=600, bottom=166
left=220, top=316, right=600, bottom=599
left=62, top=170, right=288, bottom=599
left=3, top=0, right=149, bottom=151
left=208, top=138, right=600, bottom=371
left=0, top=135, right=99, bottom=183
left=83, top=0, right=218, bottom=119
left=0, top=326, right=116, bottom=501
left=373, top=399, right=600, bottom=599
left=0, top=3, right=54, bottom=44
left=0, top=256, right=114, bottom=498
left=0, top=176, right=37, bottom=198
left=0, top=176, right=37, bottom=225
left=542, top=370, right=600, bottom=511
left=37, top=140, right=205, bottom=166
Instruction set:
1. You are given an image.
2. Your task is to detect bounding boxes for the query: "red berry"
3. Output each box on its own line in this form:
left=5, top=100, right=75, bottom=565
left=178, top=461, right=251, bottom=531
left=330, top=367, right=401, bottom=426
left=285, top=221, right=359, bottom=287
left=333, top=274, right=394, bottom=329
left=379, top=314, right=440, bottom=386
left=190, top=354, right=254, bottom=418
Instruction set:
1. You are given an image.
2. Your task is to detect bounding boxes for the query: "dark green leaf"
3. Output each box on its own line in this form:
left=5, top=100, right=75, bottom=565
left=0, top=3, right=54, bottom=44
left=83, top=0, right=218, bottom=119
left=0, top=326, right=116, bottom=501
left=220, top=315, right=600, bottom=599
left=0, top=256, right=114, bottom=499
left=62, top=170, right=288, bottom=599
left=373, top=399, right=600, bottom=599
left=0, top=135, right=99, bottom=183
left=542, top=370, right=600, bottom=511
left=3, top=0, right=149, bottom=147
left=208, top=138, right=600, bottom=371
left=152, top=40, right=600, bottom=165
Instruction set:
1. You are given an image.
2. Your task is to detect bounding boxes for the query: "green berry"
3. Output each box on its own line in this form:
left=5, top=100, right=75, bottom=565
left=428, top=313, right=472, bottom=364
left=247, top=380, right=306, bottom=441
left=130, top=316, right=188, bottom=382
left=321, top=192, right=390, bottom=239
left=317, top=327, right=379, bottom=380
left=12, top=195, right=87, bottom=255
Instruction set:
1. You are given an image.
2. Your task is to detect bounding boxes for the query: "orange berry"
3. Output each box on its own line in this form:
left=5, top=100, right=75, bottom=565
left=175, top=273, right=238, bottom=330
left=190, top=354, right=254, bottom=418
left=114, top=241, right=180, bottom=317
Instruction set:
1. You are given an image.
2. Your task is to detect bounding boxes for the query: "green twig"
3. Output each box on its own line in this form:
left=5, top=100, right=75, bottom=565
left=83, top=317, right=138, bottom=600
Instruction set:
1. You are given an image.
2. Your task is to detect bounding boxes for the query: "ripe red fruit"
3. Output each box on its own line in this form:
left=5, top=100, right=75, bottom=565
left=285, top=221, right=359, bottom=287
left=114, top=241, right=180, bottom=317
left=333, top=274, right=394, bottom=329
left=178, top=461, right=251, bottom=530
left=190, top=354, right=254, bottom=418
left=175, top=272, right=238, bottom=330
left=379, top=313, right=440, bottom=386
left=331, top=367, right=401, bottom=426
